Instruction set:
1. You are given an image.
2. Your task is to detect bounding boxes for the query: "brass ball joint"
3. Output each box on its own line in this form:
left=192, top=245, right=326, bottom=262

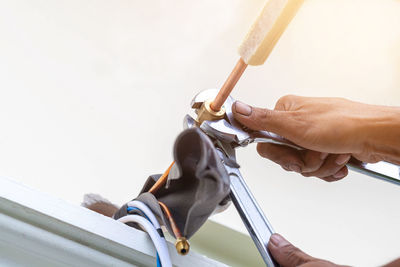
left=175, top=237, right=190, bottom=255
left=196, top=99, right=226, bottom=125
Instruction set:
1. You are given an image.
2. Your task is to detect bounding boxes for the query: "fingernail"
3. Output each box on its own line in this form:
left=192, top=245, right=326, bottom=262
left=234, top=101, right=252, bottom=116
left=320, top=153, right=329, bottom=160
left=270, top=234, right=289, bottom=247
left=289, top=164, right=301, bottom=173
left=334, top=169, right=347, bottom=179
left=335, top=154, right=351, bottom=165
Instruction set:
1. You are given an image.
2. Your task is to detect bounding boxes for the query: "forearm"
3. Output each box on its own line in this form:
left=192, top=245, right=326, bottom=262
left=362, top=106, right=400, bottom=164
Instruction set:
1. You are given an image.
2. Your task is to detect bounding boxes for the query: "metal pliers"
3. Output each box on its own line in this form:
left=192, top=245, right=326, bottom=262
left=184, top=89, right=400, bottom=266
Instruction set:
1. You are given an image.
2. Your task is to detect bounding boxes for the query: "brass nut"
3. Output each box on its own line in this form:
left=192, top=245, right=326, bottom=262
left=196, top=99, right=226, bottom=125
left=175, top=237, right=190, bottom=255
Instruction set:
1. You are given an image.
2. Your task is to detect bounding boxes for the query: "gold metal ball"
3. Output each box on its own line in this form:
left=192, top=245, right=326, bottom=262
left=175, top=237, right=190, bottom=255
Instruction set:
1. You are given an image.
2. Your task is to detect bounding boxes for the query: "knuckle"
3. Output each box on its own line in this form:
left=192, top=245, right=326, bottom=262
left=252, top=108, right=275, bottom=130
left=304, top=150, right=321, bottom=161
left=276, top=94, right=302, bottom=111
left=282, top=245, right=308, bottom=266
left=258, top=108, right=273, bottom=122
left=321, top=170, right=336, bottom=178
left=282, top=165, right=291, bottom=171
left=314, top=171, right=330, bottom=179
left=302, top=162, right=322, bottom=173
left=275, top=95, right=296, bottom=110
left=307, top=169, right=325, bottom=178
left=278, top=94, right=296, bottom=104
left=301, top=152, right=323, bottom=173
left=282, top=243, right=298, bottom=255
left=317, top=162, right=341, bottom=177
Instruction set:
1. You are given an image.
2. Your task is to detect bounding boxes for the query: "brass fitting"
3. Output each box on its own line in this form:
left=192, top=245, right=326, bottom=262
left=196, top=99, right=226, bottom=125
left=175, top=237, right=190, bottom=255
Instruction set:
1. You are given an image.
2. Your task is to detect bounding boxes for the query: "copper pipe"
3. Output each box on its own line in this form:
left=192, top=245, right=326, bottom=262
left=210, top=58, right=248, bottom=111
left=148, top=161, right=174, bottom=194
left=158, top=201, right=182, bottom=239
left=159, top=201, right=190, bottom=255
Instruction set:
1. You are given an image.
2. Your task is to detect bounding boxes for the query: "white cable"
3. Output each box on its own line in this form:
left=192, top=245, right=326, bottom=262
left=127, top=200, right=161, bottom=229
left=118, top=215, right=172, bottom=267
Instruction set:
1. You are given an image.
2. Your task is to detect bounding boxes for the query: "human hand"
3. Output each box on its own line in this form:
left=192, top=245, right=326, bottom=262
left=268, top=233, right=344, bottom=267
left=232, top=95, right=395, bottom=181
left=269, top=233, right=400, bottom=267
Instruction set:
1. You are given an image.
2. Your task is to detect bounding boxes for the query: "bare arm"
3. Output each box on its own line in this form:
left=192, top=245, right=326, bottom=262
left=232, top=95, right=400, bottom=181
left=361, top=105, right=400, bottom=164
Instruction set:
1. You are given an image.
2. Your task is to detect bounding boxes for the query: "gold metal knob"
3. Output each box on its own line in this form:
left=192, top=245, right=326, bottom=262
left=175, top=237, right=190, bottom=255
left=196, top=99, right=226, bottom=125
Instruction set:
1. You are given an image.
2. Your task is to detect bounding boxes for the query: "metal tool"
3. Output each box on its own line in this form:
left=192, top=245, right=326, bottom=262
left=189, top=89, right=400, bottom=186
left=185, top=89, right=400, bottom=266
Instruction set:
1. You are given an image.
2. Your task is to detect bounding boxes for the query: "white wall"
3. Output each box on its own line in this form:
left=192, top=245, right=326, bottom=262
left=0, top=0, right=399, bottom=266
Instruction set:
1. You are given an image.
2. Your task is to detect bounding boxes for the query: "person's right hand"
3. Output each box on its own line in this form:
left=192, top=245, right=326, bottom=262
left=232, top=95, right=399, bottom=182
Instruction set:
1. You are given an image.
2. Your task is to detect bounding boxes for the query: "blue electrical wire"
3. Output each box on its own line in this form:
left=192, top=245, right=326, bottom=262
left=127, top=207, right=151, bottom=221
left=127, top=206, right=162, bottom=267
left=156, top=253, right=162, bottom=267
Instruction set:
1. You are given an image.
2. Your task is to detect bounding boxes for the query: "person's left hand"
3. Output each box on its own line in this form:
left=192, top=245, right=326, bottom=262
left=268, top=233, right=346, bottom=267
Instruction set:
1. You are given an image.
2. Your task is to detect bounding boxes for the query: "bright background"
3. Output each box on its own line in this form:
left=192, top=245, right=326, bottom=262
left=1, top=0, right=400, bottom=266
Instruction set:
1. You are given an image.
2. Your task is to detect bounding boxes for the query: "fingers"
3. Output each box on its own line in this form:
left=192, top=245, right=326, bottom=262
left=301, top=150, right=327, bottom=173
left=256, top=143, right=329, bottom=174
left=268, top=234, right=341, bottom=267
left=257, top=143, right=350, bottom=182
left=257, top=143, right=305, bottom=172
left=268, top=233, right=315, bottom=267
left=301, top=154, right=350, bottom=182
left=232, top=101, right=294, bottom=137
left=320, top=166, right=349, bottom=182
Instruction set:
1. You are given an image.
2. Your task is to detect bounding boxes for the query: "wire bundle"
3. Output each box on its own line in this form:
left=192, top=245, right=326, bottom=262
left=148, top=162, right=190, bottom=255
left=117, top=162, right=189, bottom=266
left=118, top=200, right=172, bottom=267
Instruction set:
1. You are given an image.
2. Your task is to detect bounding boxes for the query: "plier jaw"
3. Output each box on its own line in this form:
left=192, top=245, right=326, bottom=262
left=186, top=88, right=298, bottom=148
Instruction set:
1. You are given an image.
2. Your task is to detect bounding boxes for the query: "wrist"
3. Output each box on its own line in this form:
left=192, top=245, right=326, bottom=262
left=361, top=106, right=400, bottom=163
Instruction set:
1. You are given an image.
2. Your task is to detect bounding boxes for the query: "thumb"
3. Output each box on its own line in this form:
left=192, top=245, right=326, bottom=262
left=232, top=101, right=292, bottom=135
left=268, top=234, right=315, bottom=267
